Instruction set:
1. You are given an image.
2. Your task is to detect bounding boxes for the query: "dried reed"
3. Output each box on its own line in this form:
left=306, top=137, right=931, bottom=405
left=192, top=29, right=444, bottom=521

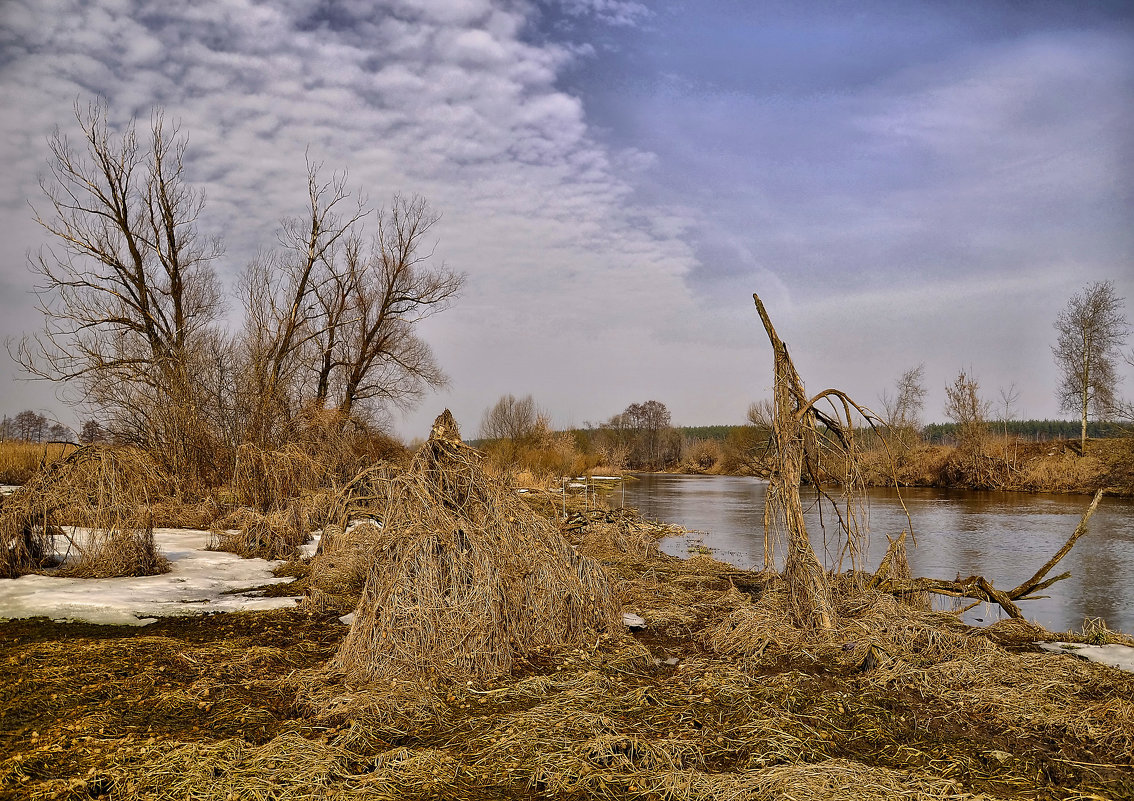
left=328, top=410, right=622, bottom=685
left=0, top=445, right=169, bottom=578
left=210, top=501, right=312, bottom=560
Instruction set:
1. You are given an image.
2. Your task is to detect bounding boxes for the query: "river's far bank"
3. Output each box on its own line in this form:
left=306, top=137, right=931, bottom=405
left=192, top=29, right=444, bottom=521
left=663, top=436, right=1134, bottom=498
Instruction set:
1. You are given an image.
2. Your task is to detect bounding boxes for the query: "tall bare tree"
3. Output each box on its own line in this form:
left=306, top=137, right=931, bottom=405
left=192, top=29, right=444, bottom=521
left=11, top=100, right=223, bottom=475
left=237, top=159, right=366, bottom=446
left=239, top=167, right=461, bottom=444
left=1052, top=281, right=1129, bottom=452
left=329, top=195, right=461, bottom=420
left=879, top=364, right=926, bottom=449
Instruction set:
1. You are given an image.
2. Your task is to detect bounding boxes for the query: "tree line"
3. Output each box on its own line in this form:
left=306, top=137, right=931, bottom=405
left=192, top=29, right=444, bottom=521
left=0, top=411, right=71, bottom=443
left=477, top=280, right=1131, bottom=477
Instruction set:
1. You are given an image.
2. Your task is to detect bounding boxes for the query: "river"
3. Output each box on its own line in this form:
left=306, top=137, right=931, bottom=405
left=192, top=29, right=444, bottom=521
left=619, top=474, right=1134, bottom=635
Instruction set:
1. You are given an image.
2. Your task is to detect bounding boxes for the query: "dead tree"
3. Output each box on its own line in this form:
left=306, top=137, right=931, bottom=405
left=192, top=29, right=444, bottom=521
left=754, top=294, right=838, bottom=629
left=874, top=489, right=1106, bottom=619
left=753, top=293, right=917, bottom=629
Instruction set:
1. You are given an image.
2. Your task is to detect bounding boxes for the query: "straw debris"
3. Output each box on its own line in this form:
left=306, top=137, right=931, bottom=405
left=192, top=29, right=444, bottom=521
left=328, top=410, right=622, bottom=685
left=210, top=501, right=312, bottom=561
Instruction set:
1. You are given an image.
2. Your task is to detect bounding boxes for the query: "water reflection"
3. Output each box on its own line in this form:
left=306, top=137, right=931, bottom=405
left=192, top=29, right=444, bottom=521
left=623, top=474, right=1134, bottom=635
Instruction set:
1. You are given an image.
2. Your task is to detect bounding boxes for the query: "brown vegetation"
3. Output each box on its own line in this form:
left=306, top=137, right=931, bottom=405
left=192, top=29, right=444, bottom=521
left=11, top=100, right=456, bottom=491
left=0, top=441, right=71, bottom=485
left=857, top=435, right=1134, bottom=495
left=3, top=503, right=1133, bottom=800
left=0, top=445, right=169, bottom=579
left=325, top=411, right=621, bottom=685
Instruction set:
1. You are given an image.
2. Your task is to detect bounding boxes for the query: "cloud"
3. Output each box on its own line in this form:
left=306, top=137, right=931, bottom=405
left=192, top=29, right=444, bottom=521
left=551, top=0, right=649, bottom=27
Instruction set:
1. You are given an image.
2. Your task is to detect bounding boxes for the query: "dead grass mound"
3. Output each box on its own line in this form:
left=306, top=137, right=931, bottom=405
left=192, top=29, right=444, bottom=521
left=328, top=410, right=622, bottom=685
left=0, top=444, right=169, bottom=578
left=303, top=522, right=383, bottom=613
left=210, top=501, right=312, bottom=561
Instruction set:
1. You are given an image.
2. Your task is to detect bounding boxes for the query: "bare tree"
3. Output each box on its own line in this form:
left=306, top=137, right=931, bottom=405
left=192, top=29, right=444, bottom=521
left=1053, top=281, right=1129, bottom=452
left=239, top=164, right=460, bottom=446
left=238, top=159, right=367, bottom=446
left=480, top=394, right=541, bottom=443
left=327, top=195, right=461, bottom=420
left=11, top=100, right=223, bottom=474
left=944, top=369, right=990, bottom=450
left=997, top=383, right=1020, bottom=438
left=79, top=419, right=106, bottom=444
left=879, top=364, right=926, bottom=449
left=13, top=410, right=47, bottom=443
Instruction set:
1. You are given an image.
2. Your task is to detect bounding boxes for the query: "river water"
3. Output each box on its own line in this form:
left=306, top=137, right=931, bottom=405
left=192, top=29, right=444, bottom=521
left=620, top=474, right=1134, bottom=635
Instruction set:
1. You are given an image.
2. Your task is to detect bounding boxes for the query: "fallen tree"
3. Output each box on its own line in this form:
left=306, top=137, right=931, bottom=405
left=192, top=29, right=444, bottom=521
left=873, top=488, right=1106, bottom=619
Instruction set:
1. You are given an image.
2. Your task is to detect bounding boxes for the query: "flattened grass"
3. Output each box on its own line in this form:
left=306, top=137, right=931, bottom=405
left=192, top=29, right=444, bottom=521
left=3, top=511, right=1133, bottom=800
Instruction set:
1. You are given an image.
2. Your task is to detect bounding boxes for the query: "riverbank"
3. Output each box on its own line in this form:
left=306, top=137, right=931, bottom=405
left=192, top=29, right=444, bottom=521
left=857, top=436, right=1134, bottom=497
left=669, top=436, right=1134, bottom=498
left=4, top=505, right=1134, bottom=800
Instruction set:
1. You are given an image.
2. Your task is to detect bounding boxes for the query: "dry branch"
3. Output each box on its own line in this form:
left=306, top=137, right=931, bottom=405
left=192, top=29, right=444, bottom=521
left=880, top=489, right=1105, bottom=619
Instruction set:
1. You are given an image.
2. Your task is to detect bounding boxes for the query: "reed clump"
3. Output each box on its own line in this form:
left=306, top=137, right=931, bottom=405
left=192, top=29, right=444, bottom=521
left=0, top=444, right=169, bottom=578
left=210, top=501, right=312, bottom=561
left=325, top=410, right=622, bottom=686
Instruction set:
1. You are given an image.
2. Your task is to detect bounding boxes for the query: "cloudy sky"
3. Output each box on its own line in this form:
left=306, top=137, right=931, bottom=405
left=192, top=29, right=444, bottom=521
left=1, top=0, right=1131, bottom=439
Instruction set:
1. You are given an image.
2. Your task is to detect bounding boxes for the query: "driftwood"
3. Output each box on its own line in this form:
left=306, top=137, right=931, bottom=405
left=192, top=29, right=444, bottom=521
left=875, top=489, right=1105, bottom=619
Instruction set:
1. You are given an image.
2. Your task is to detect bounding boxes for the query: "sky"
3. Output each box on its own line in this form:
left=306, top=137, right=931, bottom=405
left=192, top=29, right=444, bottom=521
left=0, top=0, right=1131, bottom=440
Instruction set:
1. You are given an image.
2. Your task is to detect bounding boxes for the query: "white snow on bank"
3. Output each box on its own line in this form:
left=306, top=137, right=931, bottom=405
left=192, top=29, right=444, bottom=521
left=0, top=528, right=301, bottom=626
left=1038, top=641, right=1134, bottom=674
left=299, top=532, right=322, bottom=559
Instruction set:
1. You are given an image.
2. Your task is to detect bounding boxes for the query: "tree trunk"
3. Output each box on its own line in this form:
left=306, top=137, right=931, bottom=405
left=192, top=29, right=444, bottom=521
left=754, top=294, right=834, bottom=630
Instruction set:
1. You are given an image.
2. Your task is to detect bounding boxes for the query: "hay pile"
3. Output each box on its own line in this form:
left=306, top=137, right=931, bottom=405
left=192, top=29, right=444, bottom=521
left=0, top=445, right=168, bottom=578
left=328, top=410, right=621, bottom=684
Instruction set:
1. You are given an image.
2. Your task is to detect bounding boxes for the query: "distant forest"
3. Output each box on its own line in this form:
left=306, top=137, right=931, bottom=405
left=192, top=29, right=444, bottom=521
left=676, top=420, right=1125, bottom=445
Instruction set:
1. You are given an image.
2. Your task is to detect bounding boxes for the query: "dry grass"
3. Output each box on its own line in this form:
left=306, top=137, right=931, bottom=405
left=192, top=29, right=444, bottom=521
left=857, top=437, right=1134, bottom=496
left=210, top=502, right=312, bottom=561
left=302, top=521, right=382, bottom=613
left=0, top=445, right=169, bottom=578
left=324, top=410, right=622, bottom=686
left=0, top=441, right=72, bottom=485
left=3, top=428, right=1133, bottom=800
left=3, top=505, right=1134, bottom=800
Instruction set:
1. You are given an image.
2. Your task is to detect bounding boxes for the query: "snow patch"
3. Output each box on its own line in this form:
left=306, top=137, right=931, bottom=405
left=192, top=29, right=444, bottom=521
left=0, top=528, right=301, bottom=626
left=1037, top=641, right=1134, bottom=674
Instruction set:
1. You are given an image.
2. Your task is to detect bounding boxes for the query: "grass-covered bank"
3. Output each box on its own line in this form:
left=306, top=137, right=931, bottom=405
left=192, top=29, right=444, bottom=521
left=4, top=517, right=1134, bottom=801
left=854, top=436, right=1134, bottom=497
